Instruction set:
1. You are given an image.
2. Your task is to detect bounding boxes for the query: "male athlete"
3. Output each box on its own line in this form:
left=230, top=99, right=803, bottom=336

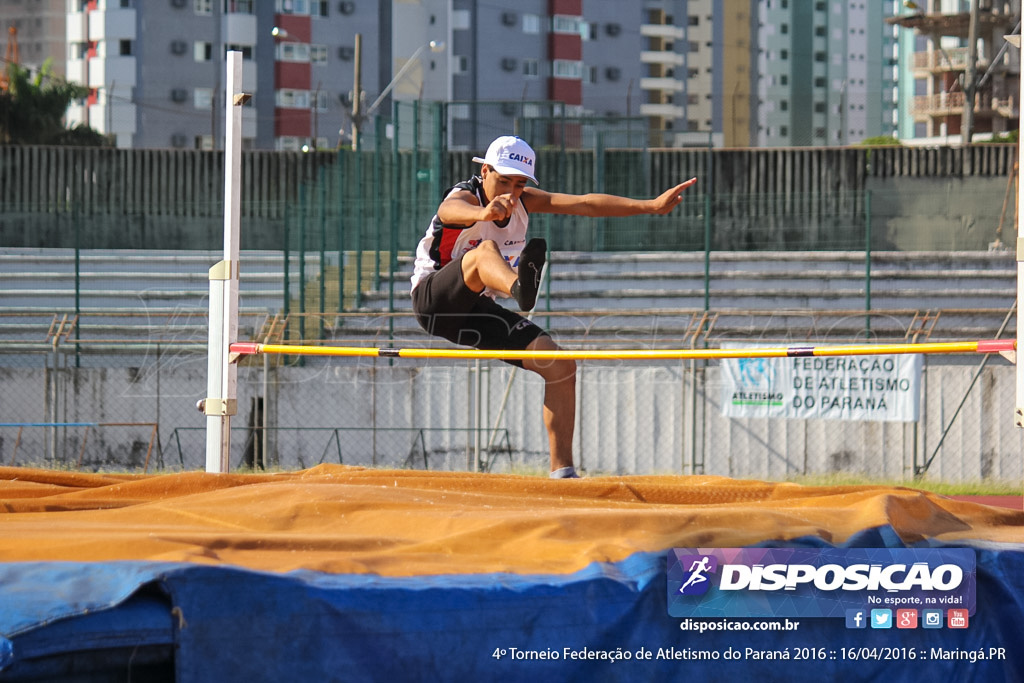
left=411, top=136, right=696, bottom=478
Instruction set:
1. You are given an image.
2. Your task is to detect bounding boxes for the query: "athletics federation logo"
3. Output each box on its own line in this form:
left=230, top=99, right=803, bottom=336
left=677, top=554, right=718, bottom=595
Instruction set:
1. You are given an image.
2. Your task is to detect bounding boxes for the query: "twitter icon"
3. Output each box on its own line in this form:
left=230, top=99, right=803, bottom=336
left=870, top=609, right=892, bottom=629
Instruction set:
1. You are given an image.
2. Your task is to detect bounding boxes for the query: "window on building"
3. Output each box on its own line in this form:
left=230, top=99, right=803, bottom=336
left=225, top=0, right=254, bottom=13
left=194, top=41, right=212, bottom=62
left=194, top=87, right=213, bottom=109
left=688, top=15, right=699, bottom=26
left=119, top=40, right=132, bottom=56
left=276, top=0, right=309, bottom=14
left=552, top=15, right=581, bottom=34
left=522, top=58, right=539, bottom=77
left=523, top=14, right=540, bottom=34
left=277, top=43, right=311, bottom=62
left=276, top=89, right=310, bottom=108
left=552, top=59, right=583, bottom=79
left=310, top=44, right=328, bottom=64
left=313, top=0, right=328, bottom=17
left=781, top=24, right=788, bottom=34
left=195, top=0, right=212, bottom=14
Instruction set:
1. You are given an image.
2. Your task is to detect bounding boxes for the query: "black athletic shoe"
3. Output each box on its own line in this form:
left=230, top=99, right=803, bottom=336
left=514, top=238, right=546, bottom=311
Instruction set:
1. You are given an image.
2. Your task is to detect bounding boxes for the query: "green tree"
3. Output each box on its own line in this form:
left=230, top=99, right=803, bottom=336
left=0, top=59, right=108, bottom=146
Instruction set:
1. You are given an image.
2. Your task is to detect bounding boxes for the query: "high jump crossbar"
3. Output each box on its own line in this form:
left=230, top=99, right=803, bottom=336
left=230, top=339, right=1016, bottom=362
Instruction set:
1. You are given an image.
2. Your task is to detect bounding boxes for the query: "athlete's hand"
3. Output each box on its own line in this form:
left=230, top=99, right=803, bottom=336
left=480, top=193, right=516, bottom=222
left=649, top=178, right=698, bottom=215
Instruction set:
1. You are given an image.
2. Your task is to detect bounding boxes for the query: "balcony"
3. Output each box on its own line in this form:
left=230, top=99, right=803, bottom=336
left=87, top=8, right=136, bottom=41
left=640, top=50, right=684, bottom=66
left=88, top=56, right=137, bottom=89
left=639, top=102, right=683, bottom=118
left=65, top=59, right=87, bottom=87
left=640, top=24, right=684, bottom=40
left=223, top=14, right=257, bottom=45
left=88, top=102, right=137, bottom=136
left=66, top=12, right=88, bottom=43
left=911, top=91, right=1010, bottom=119
left=912, top=47, right=992, bottom=74
left=640, top=77, right=683, bottom=92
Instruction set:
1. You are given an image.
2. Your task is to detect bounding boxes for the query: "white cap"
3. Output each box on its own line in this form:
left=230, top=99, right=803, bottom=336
left=472, top=136, right=538, bottom=184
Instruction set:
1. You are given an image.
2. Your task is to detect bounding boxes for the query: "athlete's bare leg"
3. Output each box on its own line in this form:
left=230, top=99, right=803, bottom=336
left=522, top=334, right=576, bottom=472
left=461, top=240, right=574, bottom=472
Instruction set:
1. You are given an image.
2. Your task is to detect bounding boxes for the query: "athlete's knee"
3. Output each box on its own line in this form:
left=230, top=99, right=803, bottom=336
left=461, top=240, right=503, bottom=284
left=525, top=337, right=576, bottom=383
left=468, top=239, right=501, bottom=262
left=547, top=358, right=576, bottom=385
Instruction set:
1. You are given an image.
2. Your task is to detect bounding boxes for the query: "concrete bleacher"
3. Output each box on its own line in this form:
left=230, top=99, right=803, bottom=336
left=378, top=250, right=1017, bottom=344
left=1, top=248, right=1016, bottom=347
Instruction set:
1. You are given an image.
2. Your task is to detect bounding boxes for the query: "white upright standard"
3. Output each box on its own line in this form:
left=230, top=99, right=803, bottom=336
left=204, top=51, right=245, bottom=473
left=1013, top=34, right=1024, bottom=433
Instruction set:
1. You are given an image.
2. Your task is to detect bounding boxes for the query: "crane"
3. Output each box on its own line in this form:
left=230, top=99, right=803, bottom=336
left=1, top=26, right=19, bottom=92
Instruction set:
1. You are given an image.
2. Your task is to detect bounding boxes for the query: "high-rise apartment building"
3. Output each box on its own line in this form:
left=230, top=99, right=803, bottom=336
left=1, top=1, right=933, bottom=150
left=757, top=0, right=900, bottom=146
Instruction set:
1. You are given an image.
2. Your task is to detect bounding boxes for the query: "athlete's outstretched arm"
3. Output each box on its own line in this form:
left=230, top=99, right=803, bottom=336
left=522, top=178, right=697, bottom=217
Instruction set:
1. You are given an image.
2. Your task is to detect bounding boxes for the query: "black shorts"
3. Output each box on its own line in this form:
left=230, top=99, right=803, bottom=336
left=411, top=255, right=547, bottom=368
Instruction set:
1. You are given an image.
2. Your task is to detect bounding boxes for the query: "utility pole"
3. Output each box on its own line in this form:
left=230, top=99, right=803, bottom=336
left=962, top=0, right=979, bottom=146
left=351, top=33, right=362, bottom=151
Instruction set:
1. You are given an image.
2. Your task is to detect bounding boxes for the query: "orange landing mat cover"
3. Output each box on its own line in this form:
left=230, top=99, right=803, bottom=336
left=1, top=465, right=1022, bottom=576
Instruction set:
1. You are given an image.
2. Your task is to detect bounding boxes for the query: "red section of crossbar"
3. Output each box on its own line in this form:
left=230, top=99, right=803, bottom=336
left=230, top=342, right=261, bottom=355
left=976, top=339, right=1016, bottom=354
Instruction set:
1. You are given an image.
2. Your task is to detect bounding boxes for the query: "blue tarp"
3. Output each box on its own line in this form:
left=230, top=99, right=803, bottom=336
left=1, top=527, right=1022, bottom=682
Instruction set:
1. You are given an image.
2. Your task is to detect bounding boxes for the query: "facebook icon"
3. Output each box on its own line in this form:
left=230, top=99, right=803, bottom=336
left=846, top=609, right=867, bottom=629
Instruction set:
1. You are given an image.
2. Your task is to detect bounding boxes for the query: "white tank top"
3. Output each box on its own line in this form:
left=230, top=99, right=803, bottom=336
left=410, top=176, right=530, bottom=299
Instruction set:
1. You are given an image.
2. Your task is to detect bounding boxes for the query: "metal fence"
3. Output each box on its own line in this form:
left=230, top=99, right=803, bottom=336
left=0, top=109, right=1015, bottom=254
left=0, top=341, right=1018, bottom=486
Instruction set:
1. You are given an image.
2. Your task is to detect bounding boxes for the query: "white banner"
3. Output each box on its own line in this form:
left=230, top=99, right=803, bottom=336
left=720, top=346, right=922, bottom=422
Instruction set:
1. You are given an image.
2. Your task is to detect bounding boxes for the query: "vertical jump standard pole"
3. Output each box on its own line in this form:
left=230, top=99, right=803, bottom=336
left=204, top=51, right=246, bottom=472
left=1012, top=33, right=1024, bottom=433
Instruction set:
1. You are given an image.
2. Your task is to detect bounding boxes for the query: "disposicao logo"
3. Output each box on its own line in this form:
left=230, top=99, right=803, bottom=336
left=667, top=547, right=976, bottom=619
left=676, top=555, right=718, bottom=596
